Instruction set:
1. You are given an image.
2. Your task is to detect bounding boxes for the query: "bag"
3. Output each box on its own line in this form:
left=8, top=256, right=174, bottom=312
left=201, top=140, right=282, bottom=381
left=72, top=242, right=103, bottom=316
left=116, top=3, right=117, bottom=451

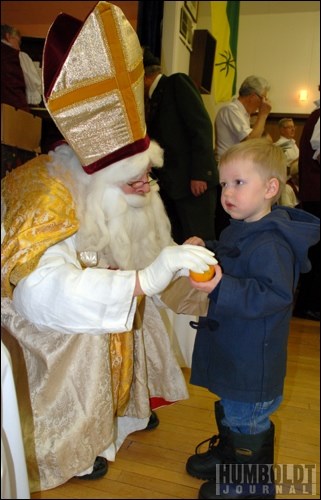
left=160, top=276, right=209, bottom=316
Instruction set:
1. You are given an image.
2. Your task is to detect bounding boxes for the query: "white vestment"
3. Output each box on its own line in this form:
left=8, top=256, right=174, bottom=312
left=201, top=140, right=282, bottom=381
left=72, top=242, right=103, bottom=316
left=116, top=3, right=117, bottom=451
left=1, top=148, right=190, bottom=492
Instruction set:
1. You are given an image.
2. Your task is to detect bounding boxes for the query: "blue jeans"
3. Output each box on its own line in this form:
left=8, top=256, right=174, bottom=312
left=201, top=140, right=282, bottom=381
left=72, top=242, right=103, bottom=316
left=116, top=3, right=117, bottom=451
left=220, top=396, right=283, bottom=434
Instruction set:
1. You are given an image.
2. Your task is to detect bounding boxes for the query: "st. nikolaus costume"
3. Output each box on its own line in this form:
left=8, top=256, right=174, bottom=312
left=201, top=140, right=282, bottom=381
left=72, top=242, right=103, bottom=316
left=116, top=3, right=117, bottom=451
left=1, top=2, right=190, bottom=492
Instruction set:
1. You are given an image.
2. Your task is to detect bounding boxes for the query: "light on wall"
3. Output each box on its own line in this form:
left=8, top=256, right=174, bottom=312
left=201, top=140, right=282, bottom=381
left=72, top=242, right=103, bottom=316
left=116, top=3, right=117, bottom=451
left=299, top=89, right=308, bottom=102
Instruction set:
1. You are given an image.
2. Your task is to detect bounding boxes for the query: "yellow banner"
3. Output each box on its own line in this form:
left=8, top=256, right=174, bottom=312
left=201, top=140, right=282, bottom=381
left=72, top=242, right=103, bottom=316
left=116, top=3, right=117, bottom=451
left=211, top=1, right=239, bottom=103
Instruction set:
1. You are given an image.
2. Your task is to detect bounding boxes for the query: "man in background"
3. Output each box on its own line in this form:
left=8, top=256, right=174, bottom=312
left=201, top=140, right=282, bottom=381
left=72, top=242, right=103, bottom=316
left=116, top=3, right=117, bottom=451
left=274, top=118, right=299, bottom=180
left=143, top=47, right=219, bottom=244
left=214, top=75, right=272, bottom=234
left=1, top=24, right=42, bottom=110
left=214, top=75, right=272, bottom=160
left=274, top=118, right=300, bottom=207
left=274, top=118, right=299, bottom=166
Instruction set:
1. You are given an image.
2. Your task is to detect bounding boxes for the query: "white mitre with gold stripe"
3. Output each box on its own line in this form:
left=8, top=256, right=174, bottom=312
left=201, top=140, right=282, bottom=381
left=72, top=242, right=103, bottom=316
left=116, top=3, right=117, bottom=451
left=42, top=1, right=150, bottom=175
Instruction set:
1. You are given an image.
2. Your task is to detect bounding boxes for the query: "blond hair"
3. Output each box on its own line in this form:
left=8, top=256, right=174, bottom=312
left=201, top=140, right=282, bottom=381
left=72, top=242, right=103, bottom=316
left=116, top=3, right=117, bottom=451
left=219, top=138, right=287, bottom=204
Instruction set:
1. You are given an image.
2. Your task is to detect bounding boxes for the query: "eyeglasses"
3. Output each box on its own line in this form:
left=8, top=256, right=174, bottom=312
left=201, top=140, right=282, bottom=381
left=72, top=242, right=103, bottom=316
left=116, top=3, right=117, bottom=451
left=127, top=177, right=158, bottom=189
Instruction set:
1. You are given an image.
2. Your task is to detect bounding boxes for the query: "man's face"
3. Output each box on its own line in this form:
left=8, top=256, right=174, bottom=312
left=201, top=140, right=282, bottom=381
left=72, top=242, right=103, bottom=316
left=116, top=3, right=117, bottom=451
left=281, top=121, right=295, bottom=139
left=121, top=170, right=152, bottom=195
left=6, top=32, right=21, bottom=50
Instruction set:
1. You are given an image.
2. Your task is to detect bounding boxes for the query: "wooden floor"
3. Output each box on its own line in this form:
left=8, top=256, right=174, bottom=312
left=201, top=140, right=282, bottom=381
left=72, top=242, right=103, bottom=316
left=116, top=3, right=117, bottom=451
left=31, top=317, right=320, bottom=499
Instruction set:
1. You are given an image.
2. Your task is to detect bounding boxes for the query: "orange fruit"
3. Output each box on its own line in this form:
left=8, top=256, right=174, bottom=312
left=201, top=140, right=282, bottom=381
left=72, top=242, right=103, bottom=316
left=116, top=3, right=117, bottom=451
left=189, top=265, right=216, bottom=282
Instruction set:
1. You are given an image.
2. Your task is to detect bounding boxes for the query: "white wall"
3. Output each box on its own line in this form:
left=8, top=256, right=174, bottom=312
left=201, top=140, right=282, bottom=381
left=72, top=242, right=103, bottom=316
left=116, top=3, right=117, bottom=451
left=161, top=1, right=320, bottom=123
left=237, top=11, right=320, bottom=114
left=162, top=1, right=190, bottom=75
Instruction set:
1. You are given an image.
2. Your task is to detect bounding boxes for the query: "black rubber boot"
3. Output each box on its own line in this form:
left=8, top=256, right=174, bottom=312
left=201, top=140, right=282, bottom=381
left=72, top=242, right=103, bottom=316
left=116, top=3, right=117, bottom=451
left=145, top=410, right=159, bottom=430
left=76, top=456, right=108, bottom=480
left=198, top=422, right=275, bottom=499
left=186, top=401, right=232, bottom=480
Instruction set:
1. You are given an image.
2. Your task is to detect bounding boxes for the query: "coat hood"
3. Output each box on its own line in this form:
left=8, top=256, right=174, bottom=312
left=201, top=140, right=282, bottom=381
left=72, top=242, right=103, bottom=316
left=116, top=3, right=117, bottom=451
left=225, top=206, right=320, bottom=273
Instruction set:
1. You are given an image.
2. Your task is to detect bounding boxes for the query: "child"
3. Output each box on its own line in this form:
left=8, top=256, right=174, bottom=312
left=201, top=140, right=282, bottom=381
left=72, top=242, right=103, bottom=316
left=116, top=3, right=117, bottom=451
left=184, top=138, right=320, bottom=499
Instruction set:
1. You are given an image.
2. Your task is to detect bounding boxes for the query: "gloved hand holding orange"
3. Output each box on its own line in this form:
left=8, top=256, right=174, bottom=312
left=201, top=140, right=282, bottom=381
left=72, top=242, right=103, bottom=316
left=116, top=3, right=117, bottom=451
left=189, top=264, right=216, bottom=282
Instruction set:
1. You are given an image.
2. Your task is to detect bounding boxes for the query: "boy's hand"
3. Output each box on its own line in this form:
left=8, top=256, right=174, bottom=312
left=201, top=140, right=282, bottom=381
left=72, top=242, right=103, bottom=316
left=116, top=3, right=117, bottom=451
left=189, top=264, right=223, bottom=293
left=184, top=236, right=205, bottom=247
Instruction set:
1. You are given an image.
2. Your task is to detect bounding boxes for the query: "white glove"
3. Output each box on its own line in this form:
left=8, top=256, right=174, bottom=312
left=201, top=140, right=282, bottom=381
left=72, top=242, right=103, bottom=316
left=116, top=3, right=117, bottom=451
left=138, top=244, right=217, bottom=296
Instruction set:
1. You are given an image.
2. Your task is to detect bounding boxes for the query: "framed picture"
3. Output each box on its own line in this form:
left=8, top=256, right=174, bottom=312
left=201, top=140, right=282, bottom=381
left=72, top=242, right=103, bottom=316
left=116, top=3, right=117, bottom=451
left=185, top=1, right=198, bottom=22
left=179, top=6, right=195, bottom=51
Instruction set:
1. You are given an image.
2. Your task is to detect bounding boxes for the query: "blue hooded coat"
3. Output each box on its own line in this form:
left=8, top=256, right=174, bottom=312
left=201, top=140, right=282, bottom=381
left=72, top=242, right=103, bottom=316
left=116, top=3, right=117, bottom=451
left=190, top=206, right=320, bottom=402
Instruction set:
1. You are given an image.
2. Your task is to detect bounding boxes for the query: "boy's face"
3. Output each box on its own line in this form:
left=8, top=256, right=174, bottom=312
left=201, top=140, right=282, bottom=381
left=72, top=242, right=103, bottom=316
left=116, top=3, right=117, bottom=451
left=219, top=158, right=277, bottom=222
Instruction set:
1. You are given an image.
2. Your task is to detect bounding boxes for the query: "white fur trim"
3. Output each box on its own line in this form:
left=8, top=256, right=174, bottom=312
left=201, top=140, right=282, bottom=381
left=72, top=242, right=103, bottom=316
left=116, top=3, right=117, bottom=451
left=49, top=140, right=163, bottom=187
left=94, top=140, right=164, bottom=185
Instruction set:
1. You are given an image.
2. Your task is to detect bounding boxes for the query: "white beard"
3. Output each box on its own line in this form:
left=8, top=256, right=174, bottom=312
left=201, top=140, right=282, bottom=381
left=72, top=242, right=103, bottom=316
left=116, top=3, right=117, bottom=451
left=47, top=144, right=173, bottom=270
left=78, top=183, right=173, bottom=270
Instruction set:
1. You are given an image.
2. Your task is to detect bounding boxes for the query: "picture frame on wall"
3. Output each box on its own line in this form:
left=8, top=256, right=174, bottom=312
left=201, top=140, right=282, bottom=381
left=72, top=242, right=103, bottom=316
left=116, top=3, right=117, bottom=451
left=185, top=1, right=198, bottom=22
left=179, top=6, right=195, bottom=51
